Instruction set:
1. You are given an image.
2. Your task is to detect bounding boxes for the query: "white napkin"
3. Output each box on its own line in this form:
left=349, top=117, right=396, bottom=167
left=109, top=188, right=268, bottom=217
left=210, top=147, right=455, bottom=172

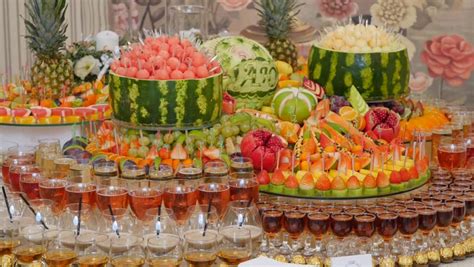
left=238, top=256, right=308, bottom=267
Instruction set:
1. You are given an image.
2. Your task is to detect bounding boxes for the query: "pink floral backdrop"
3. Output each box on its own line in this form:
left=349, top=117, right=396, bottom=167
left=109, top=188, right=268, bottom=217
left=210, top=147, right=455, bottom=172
left=110, top=0, right=474, bottom=106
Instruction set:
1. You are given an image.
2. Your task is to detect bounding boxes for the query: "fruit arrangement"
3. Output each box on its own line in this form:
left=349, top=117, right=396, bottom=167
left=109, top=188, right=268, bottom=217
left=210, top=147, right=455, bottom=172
left=109, top=35, right=223, bottom=128
left=0, top=81, right=110, bottom=125
left=308, top=24, right=410, bottom=102
left=86, top=112, right=281, bottom=170
left=202, top=36, right=278, bottom=110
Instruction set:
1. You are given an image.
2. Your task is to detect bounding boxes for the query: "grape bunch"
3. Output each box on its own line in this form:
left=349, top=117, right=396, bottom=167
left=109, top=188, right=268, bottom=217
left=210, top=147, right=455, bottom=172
left=330, top=95, right=351, bottom=113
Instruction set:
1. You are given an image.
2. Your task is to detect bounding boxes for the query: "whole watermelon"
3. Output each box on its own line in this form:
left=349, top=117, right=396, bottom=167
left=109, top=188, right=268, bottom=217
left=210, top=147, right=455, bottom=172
left=203, top=36, right=278, bottom=109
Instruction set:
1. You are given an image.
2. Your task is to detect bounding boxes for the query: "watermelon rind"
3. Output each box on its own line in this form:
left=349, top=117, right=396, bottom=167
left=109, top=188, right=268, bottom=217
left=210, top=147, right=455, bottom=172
left=308, top=44, right=410, bottom=102
left=203, top=36, right=278, bottom=109
left=109, top=72, right=223, bottom=129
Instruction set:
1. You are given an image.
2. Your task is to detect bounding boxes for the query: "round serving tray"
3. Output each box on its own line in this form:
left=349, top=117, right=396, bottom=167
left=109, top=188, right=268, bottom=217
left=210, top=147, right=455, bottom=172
left=259, top=171, right=430, bottom=200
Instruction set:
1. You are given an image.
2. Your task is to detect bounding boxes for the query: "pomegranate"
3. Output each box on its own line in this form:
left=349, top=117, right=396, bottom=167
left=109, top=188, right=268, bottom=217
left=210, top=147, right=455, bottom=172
left=364, top=107, right=400, bottom=142
left=240, top=129, right=286, bottom=172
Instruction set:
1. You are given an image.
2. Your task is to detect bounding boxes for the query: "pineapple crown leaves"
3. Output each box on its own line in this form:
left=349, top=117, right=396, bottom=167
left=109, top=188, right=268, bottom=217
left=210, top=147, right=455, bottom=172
left=24, top=0, right=69, bottom=57
left=255, top=0, right=304, bottom=40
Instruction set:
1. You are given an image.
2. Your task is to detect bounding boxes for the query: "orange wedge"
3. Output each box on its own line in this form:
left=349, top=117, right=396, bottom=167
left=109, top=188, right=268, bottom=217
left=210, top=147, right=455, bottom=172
left=64, top=115, right=81, bottom=123
left=16, top=116, right=36, bottom=124
left=0, top=116, right=13, bottom=123
left=339, top=106, right=358, bottom=122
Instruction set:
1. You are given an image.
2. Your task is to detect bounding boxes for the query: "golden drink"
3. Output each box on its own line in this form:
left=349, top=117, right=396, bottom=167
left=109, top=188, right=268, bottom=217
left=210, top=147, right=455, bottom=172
left=148, top=257, right=182, bottom=267
left=76, top=254, right=109, bottom=267
left=12, top=245, right=45, bottom=263
left=42, top=249, right=77, bottom=267
left=0, top=239, right=20, bottom=256
left=217, top=249, right=250, bottom=265
left=184, top=251, right=217, bottom=267
left=431, top=127, right=451, bottom=164
left=110, top=255, right=145, bottom=267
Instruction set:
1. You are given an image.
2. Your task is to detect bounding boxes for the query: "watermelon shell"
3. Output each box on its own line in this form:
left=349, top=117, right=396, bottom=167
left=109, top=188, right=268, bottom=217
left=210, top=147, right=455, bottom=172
left=203, top=36, right=278, bottom=109
left=308, top=45, right=410, bottom=102
left=109, top=72, right=223, bottom=128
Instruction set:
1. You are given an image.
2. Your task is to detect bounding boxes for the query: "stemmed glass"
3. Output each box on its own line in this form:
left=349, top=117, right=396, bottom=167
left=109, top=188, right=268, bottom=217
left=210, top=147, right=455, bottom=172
left=42, top=230, right=78, bottom=266
left=185, top=205, right=219, bottom=234
left=218, top=226, right=252, bottom=266
left=376, top=212, right=398, bottom=256
left=9, top=164, right=39, bottom=193
left=65, top=181, right=97, bottom=208
left=229, top=156, right=253, bottom=178
left=149, top=164, right=173, bottom=182
left=163, top=180, right=198, bottom=225
left=417, top=207, right=437, bottom=250
left=183, top=230, right=218, bottom=267
left=2, top=145, right=35, bottom=188
left=282, top=210, right=306, bottom=252
left=93, top=161, right=118, bottom=180
left=121, top=165, right=147, bottom=180
left=39, top=179, right=68, bottom=214
left=109, top=235, right=145, bottom=266
left=128, top=180, right=162, bottom=221
left=397, top=210, right=419, bottom=254
left=446, top=199, right=466, bottom=242
left=59, top=203, right=95, bottom=233
left=306, top=211, right=330, bottom=255
left=19, top=172, right=44, bottom=200
left=262, top=209, right=283, bottom=250
left=197, top=182, right=230, bottom=218
left=75, top=232, right=109, bottom=266
left=354, top=213, right=376, bottom=254
left=0, top=140, right=18, bottom=185
left=327, top=213, right=353, bottom=257
left=434, top=203, right=454, bottom=241
left=99, top=207, right=137, bottom=235
left=0, top=217, right=20, bottom=260
left=0, top=190, right=25, bottom=219
left=228, top=174, right=259, bottom=202
left=95, top=178, right=129, bottom=212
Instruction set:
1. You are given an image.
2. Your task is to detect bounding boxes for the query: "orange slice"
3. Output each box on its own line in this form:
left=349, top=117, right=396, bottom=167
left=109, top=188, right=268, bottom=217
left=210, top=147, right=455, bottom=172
left=16, top=116, right=36, bottom=124
left=339, top=106, right=358, bottom=122
left=64, top=115, right=81, bottom=123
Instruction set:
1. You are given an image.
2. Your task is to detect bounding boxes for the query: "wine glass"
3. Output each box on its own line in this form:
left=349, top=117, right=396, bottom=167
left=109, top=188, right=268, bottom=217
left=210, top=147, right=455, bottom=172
left=95, top=178, right=128, bottom=212
left=93, top=161, right=118, bottom=181
left=353, top=213, right=376, bottom=254
left=75, top=232, right=109, bottom=267
left=0, top=217, right=20, bottom=260
left=144, top=208, right=178, bottom=236
left=42, top=230, right=78, bottom=266
left=109, top=235, right=145, bottom=267
left=197, top=182, right=230, bottom=218
left=28, top=199, right=56, bottom=229
left=437, top=137, right=467, bottom=170
left=149, top=164, right=173, bottom=183
left=376, top=212, right=398, bottom=256
left=99, top=207, right=137, bottom=235
left=228, top=174, right=259, bottom=202
left=128, top=180, right=162, bottom=221
left=39, top=179, right=68, bottom=214
left=397, top=210, right=419, bottom=254
left=282, top=210, right=306, bottom=252
left=218, top=226, right=252, bottom=265
left=306, top=211, right=330, bottom=255
left=0, top=140, right=18, bottom=185
left=183, top=230, right=218, bottom=267
left=163, top=180, right=197, bottom=225
left=203, top=160, right=229, bottom=183
left=9, top=164, right=39, bottom=193
left=229, top=157, right=253, bottom=178
left=446, top=199, right=466, bottom=241
left=0, top=190, right=25, bottom=219
left=59, top=203, right=95, bottom=233
left=12, top=225, right=46, bottom=266
left=417, top=207, right=437, bottom=250
left=65, top=182, right=97, bottom=208
left=19, top=171, right=44, bottom=200
left=262, top=209, right=283, bottom=250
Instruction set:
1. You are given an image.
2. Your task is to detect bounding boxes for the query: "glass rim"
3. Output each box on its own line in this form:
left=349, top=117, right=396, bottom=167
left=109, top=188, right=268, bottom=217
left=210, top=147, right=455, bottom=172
left=75, top=232, right=109, bottom=243
left=146, top=233, right=180, bottom=245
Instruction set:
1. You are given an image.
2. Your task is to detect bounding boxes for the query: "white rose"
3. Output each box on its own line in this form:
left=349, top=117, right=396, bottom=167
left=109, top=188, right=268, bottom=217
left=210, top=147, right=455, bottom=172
left=74, top=55, right=101, bottom=80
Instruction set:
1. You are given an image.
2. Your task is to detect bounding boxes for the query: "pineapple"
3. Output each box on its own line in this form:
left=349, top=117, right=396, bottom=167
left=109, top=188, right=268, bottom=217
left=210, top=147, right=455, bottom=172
left=255, top=0, right=302, bottom=69
left=24, top=0, right=73, bottom=99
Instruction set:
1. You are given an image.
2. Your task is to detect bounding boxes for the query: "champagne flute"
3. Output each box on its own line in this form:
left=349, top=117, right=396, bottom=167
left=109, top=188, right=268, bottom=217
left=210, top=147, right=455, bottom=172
left=218, top=226, right=252, bottom=266
left=184, top=230, right=218, bottom=267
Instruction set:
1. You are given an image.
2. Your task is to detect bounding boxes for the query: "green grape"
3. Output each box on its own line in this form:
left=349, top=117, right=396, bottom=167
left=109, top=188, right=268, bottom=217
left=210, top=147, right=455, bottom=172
left=173, top=131, right=183, bottom=139
left=163, top=133, right=174, bottom=144
left=209, top=128, right=219, bottom=137
left=231, top=126, right=240, bottom=136
left=220, top=114, right=230, bottom=123
left=239, top=123, right=251, bottom=134
left=139, top=136, right=150, bottom=146
left=221, top=127, right=234, bottom=138
left=138, top=146, right=149, bottom=158
left=127, top=148, right=138, bottom=157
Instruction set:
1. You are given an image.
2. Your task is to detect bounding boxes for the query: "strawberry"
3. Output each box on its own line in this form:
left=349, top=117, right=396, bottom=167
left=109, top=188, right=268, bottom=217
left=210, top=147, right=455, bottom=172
left=299, top=173, right=315, bottom=191
left=376, top=172, right=390, bottom=188
left=363, top=174, right=377, bottom=188
left=408, top=166, right=418, bottom=180
left=346, top=176, right=361, bottom=190
left=256, top=170, right=270, bottom=185
left=285, top=174, right=299, bottom=189
left=315, top=174, right=331, bottom=191
left=202, top=147, right=220, bottom=160
left=331, top=176, right=346, bottom=190
left=389, top=171, right=402, bottom=184
left=270, top=169, right=285, bottom=186
left=399, top=168, right=410, bottom=182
